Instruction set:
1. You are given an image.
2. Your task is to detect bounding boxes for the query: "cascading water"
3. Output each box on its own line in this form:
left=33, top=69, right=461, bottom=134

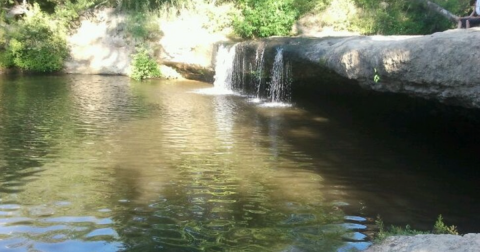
left=254, top=46, right=265, bottom=100
left=212, top=43, right=291, bottom=105
left=213, top=44, right=237, bottom=93
left=268, top=48, right=292, bottom=104
left=231, top=46, right=246, bottom=93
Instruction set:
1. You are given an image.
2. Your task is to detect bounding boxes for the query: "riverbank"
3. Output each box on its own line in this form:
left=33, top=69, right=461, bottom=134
left=58, top=6, right=480, bottom=110
left=365, top=233, right=480, bottom=252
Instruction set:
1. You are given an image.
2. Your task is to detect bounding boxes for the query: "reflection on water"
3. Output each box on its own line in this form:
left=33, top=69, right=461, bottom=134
left=0, top=75, right=478, bottom=251
left=0, top=76, right=369, bottom=251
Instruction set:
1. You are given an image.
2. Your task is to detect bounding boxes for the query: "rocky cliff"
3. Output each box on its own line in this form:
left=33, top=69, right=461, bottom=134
left=65, top=8, right=226, bottom=81
left=64, top=9, right=480, bottom=109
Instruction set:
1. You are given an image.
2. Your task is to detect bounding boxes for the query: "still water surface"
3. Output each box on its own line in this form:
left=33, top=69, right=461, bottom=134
left=0, top=75, right=479, bottom=251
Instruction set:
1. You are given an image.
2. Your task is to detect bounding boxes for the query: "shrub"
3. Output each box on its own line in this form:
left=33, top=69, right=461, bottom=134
left=0, top=21, right=13, bottom=68
left=130, top=48, right=161, bottom=81
left=233, top=0, right=299, bottom=38
left=5, top=3, right=68, bottom=72
left=0, top=51, right=14, bottom=68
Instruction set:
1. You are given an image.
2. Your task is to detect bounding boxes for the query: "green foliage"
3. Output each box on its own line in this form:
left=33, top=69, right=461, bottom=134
left=351, top=0, right=470, bottom=35
left=433, top=215, right=458, bottom=235
left=125, top=12, right=160, bottom=40
left=233, top=0, right=299, bottom=38
left=373, top=68, right=380, bottom=83
left=54, top=0, right=96, bottom=28
left=0, top=51, right=14, bottom=68
left=130, top=48, right=161, bottom=81
left=375, top=215, right=459, bottom=243
left=106, top=0, right=164, bottom=11
left=375, top=216, right=428, bottom=242
left=5, top=4, right=68, bottom=72
left=232, top=0, right=467, bottom=38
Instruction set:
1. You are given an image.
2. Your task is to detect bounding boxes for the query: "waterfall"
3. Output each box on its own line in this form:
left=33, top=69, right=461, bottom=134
left=211, top=43, right=292, bottom=105
left=268, top=48, right=291, bottom=103
left=254, top=46, right=265, bottom=100
left=213, top=44, right=237, bottom=93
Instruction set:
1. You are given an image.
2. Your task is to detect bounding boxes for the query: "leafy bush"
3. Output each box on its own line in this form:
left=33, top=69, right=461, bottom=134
left=0, top=51, right=14, bottom=68
left=233, top=0, right=299, bottom=38
left=130, top=48, right=161, bottom=81
left=4, top=4, right=68, bottom=72
left=0, top=21, right=12, bottom=68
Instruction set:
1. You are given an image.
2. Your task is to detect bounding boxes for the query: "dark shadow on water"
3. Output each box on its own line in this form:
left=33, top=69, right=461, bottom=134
left=281, top=80, right=480, bottom=233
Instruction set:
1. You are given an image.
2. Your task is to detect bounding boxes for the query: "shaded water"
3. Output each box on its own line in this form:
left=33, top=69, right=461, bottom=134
left=0, top=75, right=479, bottom=252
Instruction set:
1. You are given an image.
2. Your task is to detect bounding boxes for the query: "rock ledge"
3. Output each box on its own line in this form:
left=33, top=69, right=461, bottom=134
left=365, top=233, right=480, bottom=252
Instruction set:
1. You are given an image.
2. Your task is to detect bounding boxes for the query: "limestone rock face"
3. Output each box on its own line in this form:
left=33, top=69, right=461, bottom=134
left=229, top=30, right=480, bottom=109
left=322, top=29, right=480, bottom=109
left=65, top=8, right=134, bottom=75
left=64, top=8, right=227, bottom=79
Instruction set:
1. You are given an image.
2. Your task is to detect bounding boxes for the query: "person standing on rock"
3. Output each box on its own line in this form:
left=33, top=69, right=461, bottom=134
left=458, top=0, right=480, bottom=28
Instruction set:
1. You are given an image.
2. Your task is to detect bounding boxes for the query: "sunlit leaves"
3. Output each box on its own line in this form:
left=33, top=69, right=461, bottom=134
left=130, top=48, right=162, bottom=81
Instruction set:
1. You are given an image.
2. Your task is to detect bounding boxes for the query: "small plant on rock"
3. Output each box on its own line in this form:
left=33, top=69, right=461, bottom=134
left=375, top=215, right=427, bottom=242
left=433, top=215, right=458, bottom=235
left=374, top=214, right=459, bottom=243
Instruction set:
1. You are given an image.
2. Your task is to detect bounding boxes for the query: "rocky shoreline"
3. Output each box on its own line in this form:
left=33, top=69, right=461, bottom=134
left=365, top=233, right=480, bottom=252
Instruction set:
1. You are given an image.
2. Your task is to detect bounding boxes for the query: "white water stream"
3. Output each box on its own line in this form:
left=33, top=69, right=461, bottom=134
left=268, top=48, right=292, bottom=104
left=211, top=44, right=291, bottom=106
left=209, top=44, right=238, bottom=95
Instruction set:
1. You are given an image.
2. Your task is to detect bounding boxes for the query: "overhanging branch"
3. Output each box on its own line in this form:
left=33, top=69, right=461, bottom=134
left=416, top=0, right=459, bottom=22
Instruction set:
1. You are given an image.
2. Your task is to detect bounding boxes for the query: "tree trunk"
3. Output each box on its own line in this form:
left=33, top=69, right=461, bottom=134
left=416, top=0, right=459, bottom=22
